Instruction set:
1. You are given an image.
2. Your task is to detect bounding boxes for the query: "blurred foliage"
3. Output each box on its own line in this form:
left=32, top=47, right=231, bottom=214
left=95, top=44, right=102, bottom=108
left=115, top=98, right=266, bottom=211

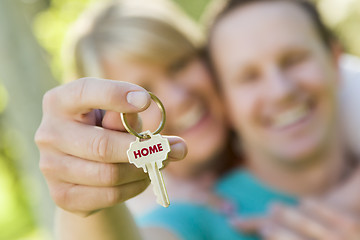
left=172, top=0, right=211, bottom=21
left=0, top=119, right=36, bottom=239
left=0, top=84, right=8, bottom=114
left=0, top=80, right=40, bottom=239
left=33, top=0, right=98, bottom=81
left=317, top=0, right=360, bottom=56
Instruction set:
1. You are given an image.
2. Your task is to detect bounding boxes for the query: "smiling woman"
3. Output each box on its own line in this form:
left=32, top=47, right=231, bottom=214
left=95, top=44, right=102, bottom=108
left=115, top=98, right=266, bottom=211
left=35, top=1, right=240, bottom=239
left=63, top=0, right=229, bottom=180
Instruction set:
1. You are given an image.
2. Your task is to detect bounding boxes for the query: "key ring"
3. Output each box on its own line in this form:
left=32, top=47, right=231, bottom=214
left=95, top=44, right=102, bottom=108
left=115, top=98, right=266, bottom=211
left=121, top=92, right=166, bottom=139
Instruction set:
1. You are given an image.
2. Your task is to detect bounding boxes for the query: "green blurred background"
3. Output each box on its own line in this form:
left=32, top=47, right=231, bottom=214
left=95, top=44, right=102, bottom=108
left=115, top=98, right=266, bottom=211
left=0, top=0, right=359, bottom=239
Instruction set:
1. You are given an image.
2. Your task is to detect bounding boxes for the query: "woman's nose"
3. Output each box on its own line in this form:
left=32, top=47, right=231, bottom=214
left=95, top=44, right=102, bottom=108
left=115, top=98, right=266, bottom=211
left=160, top=82, right=190, bottom=115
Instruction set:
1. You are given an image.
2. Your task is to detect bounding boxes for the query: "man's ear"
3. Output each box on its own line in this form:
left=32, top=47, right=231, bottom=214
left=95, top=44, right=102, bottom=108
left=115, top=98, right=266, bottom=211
left=329, top=40, right=343, bottom=85
left=330, top=40, right=343, bottom=69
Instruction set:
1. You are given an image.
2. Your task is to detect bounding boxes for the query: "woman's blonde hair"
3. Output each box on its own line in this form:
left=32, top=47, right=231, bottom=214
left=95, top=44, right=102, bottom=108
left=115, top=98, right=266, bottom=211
left=62, top=0, right=204, bottom=82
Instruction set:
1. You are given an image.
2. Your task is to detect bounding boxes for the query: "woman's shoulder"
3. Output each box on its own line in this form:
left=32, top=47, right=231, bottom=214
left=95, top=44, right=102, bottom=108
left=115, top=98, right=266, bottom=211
left=138, top=202, right=208, bottom=222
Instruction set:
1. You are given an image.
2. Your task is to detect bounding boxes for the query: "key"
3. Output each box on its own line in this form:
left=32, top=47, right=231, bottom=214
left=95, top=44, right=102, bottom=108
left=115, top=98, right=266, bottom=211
left=127, top=130, right=170, bottom=207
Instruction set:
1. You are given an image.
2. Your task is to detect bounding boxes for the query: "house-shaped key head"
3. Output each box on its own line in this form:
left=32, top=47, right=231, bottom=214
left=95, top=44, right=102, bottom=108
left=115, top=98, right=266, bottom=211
left=127, top=131, right=171, bottom=172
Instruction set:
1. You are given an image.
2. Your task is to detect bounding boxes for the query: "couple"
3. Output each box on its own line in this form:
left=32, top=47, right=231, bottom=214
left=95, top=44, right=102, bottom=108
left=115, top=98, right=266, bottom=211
left=36, top=0, right=360, bottom=239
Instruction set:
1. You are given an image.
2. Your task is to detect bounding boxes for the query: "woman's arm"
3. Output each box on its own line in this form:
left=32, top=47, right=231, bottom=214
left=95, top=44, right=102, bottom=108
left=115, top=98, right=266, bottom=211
left=56, top=204, right=180, bottom=240
left=35, top=78, right=187, bottom=239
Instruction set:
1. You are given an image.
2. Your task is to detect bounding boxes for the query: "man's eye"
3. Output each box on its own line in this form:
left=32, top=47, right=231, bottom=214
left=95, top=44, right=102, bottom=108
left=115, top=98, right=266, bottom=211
left=282, top=52, right=308, bottom=68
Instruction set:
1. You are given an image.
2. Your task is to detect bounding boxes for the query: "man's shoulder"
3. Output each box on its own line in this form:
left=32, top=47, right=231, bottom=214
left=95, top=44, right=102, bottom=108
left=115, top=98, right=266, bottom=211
left=216, top=169, right=298, bottom=215
left=216, top=169, right=250, bottom=193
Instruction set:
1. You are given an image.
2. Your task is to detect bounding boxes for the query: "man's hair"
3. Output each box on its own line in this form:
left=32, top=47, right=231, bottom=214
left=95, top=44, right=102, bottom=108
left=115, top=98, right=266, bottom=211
left=209, top=0, right=335, bottom=48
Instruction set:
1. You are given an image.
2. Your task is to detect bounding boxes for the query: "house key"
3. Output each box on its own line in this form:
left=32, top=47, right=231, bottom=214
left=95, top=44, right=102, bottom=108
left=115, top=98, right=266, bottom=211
left=121, top=92, right=170, bottom=207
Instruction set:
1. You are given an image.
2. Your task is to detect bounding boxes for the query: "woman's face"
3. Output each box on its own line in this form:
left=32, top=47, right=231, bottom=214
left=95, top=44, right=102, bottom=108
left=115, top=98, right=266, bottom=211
left=101, top=56, right=227, bottom=177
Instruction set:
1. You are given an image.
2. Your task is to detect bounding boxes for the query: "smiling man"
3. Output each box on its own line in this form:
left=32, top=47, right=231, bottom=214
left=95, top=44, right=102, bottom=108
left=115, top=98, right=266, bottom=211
left=208, top=0, right=359, bottom=238
left=210, top=0, right=343, bottom=196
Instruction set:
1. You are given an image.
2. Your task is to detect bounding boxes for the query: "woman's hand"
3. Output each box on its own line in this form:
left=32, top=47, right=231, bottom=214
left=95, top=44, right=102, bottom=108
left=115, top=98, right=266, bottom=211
left=35, top=77, right=187, bottom=217
left=233, top=200, right=360, bottom=240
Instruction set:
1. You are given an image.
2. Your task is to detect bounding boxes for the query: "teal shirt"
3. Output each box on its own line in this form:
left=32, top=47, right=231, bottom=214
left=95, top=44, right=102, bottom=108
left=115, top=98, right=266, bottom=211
left=138, top=170, right=298, bottom=240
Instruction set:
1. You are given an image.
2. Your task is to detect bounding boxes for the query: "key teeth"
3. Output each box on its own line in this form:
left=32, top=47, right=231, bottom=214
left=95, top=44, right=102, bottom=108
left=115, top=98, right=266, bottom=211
left=155, top=195, right=169, bottom=208
left=156, top=161, right=164, bottom=169
left=145, top=162, right=169, bottom=208
left=156, top=198, right=169, bottom=208
left=156, top=198, right=162, bottom=205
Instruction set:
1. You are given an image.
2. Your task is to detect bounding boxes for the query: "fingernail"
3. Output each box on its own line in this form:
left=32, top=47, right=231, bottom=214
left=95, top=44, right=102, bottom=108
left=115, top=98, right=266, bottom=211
left=127, top=91, right=149, bottom=109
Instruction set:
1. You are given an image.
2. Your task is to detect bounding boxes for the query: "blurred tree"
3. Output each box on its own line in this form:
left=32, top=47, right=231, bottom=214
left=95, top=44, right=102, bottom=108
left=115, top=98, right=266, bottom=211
left=18, top=0, right=50, bottom=20
left=33, top=0, right=99, bottom=81
left=317, top=0, right=360, bottom=56
left=0, top=118, right=36, bottom=240
left=173, top=0, right=211, bottom=21
left=0, top=0, right=58, bottom=239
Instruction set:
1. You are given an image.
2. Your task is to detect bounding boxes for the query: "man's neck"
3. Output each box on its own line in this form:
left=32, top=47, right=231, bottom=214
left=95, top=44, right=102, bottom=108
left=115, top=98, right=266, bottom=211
left=246, top=138, right=347, bottom=197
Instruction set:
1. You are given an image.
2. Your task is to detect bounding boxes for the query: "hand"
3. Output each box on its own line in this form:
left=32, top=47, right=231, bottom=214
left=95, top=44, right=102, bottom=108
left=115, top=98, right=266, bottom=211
left=232, top=200, right=360, bottom=240
left=326, top=167, right=360, bottom=214
left=35, top=77, right=187, bottom=217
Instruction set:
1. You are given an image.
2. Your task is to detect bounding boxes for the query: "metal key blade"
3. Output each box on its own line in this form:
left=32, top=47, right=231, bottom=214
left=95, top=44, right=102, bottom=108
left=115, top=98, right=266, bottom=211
left=146, top=162, right=169, bottom=208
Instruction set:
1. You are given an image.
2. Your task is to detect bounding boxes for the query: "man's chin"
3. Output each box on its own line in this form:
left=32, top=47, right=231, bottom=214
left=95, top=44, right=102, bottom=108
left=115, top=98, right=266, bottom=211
left=268, top=146, right=327, bottom=170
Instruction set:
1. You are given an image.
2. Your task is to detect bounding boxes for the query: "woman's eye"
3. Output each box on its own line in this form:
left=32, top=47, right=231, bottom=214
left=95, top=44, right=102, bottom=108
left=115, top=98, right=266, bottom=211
left=238, top=70, right=260, bottom=84
left=141, top=84, right=152, bottom=92
left=168, top=58, right=189, bottom=75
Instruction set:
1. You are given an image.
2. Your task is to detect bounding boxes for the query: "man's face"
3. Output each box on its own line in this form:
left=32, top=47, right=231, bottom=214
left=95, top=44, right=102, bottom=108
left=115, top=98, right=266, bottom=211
left=211, top=1, right=340, bottom=165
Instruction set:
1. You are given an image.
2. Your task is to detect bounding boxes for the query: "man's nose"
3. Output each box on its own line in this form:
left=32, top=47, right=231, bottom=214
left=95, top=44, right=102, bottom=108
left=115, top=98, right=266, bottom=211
left=265, top=67, right=296, bottom=103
